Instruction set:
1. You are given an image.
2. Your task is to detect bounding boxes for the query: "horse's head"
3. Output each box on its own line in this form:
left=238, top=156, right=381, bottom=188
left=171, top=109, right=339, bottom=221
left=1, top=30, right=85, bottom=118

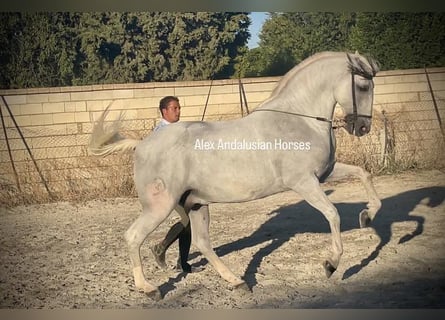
left=334, top=52, right=380, bottom=137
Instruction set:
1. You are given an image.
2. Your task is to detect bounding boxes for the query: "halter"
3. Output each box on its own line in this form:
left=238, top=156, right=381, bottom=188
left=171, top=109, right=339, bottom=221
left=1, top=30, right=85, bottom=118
left=253, top=54, right=374, bottom=132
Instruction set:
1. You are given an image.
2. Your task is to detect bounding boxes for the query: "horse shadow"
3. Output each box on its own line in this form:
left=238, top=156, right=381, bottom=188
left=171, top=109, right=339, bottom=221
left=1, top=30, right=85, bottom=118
left=189, top=185, right=444, bottom=289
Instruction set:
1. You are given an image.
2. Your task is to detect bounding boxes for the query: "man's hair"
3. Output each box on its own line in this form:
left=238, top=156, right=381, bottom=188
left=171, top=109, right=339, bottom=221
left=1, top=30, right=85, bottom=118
left=159, top=96, right=179, bottom=114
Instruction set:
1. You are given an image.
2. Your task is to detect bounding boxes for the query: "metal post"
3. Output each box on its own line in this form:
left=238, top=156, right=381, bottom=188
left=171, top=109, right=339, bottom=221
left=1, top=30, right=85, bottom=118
left=240, top=79, right=250, bottom=115
left=238, top=78, right=244, bottom=117
left=201, top=79, right=213, bottom=121
left=1, top=95, right=54, bottom=199
left=425, top=68, right=445, bottom=139
left=0, top=99, right=21, bottom=192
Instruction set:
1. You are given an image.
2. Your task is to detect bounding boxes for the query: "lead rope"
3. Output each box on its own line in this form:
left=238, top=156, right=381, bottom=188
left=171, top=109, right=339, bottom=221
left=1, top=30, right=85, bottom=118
left=252, top=108, right=350, bottom=130
left=251, top=108, right=332, bottom=123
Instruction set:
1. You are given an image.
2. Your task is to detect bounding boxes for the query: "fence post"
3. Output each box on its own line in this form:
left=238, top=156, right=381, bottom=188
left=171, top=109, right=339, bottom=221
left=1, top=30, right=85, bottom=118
left=425, top=68, right=445, bottom=140
left=201, top=79, right=213, bottom=121
left=0, top=99, right=21, bottom=192
left=0, top=95, right=54, bottom=200
left=238, top=78, right=250, bottom=117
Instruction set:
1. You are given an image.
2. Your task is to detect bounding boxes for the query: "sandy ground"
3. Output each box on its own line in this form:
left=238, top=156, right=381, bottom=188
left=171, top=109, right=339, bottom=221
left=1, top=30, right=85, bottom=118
left=0, top=169, right=444, bottom=309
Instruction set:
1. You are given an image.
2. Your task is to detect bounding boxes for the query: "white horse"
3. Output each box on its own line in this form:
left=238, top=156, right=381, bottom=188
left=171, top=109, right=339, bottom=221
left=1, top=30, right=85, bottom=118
left=89, top=51, right=381, bottom=300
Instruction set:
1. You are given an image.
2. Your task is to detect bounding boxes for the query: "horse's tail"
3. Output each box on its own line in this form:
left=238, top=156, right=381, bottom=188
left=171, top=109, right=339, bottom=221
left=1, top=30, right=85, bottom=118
left=88, top=105, right=141, bottom=157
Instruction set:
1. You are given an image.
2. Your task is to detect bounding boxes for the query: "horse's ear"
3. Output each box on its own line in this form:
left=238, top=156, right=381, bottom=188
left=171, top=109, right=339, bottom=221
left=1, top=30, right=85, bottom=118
left=355, top=50, right=359, bottom=55
left=346, top=52, right=354, bottom=64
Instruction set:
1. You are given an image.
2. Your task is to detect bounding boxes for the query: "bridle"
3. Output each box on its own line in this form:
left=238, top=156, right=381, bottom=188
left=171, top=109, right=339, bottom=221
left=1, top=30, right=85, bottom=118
left=252, top=55, right=374, bottom=132
left=345, top=54, right=374, bottom=133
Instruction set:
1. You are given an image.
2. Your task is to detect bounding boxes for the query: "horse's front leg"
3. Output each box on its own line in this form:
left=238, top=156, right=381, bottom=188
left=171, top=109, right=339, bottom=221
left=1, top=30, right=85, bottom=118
left=324, top=162, right=381, bottom=228
left=188, top=204, right=248, bottom=290
left=288, top=174, right=343, bottom=278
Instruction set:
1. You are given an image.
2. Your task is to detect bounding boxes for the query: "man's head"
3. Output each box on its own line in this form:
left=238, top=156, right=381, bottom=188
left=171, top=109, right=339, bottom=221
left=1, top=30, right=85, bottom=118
left=159, top=96, right=181, bottom=123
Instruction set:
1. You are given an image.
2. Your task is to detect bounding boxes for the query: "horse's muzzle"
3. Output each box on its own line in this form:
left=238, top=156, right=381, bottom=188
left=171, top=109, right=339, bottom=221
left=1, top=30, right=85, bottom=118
left=354, top=118, right=372, bottom=137
left=357, top=123, right=371, bottom=136
left=345, top=117, right=372, bottom=137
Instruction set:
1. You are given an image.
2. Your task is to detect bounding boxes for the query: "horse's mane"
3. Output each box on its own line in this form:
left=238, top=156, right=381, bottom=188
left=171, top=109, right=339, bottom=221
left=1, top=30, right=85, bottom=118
left=270, top=52, right=333, bottom=98
left=269, top=51, right=380, bottom=99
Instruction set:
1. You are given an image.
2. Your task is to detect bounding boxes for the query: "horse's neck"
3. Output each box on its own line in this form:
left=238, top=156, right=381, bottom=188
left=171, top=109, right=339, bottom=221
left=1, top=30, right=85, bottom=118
left=259, top=59, right=340, bottom=121
left=262, top=79, right=337, bottom=120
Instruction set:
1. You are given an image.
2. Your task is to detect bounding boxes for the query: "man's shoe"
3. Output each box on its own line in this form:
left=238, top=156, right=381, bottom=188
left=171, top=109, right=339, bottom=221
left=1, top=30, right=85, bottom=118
left=176, top=260, right=204, bottom=273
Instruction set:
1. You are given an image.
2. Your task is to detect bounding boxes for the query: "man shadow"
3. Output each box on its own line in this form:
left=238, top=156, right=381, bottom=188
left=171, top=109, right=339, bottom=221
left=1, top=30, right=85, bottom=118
left=189, top=186, right=444, bottom=289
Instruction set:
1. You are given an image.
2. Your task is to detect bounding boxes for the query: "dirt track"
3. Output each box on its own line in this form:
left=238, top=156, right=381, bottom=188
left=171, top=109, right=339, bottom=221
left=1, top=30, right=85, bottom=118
left=1, top=170, right=444, bottom=308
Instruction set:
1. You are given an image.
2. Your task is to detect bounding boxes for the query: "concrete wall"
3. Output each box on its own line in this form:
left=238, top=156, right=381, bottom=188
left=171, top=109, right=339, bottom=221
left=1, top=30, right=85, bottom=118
left=0, top=67, right=444, bottom=203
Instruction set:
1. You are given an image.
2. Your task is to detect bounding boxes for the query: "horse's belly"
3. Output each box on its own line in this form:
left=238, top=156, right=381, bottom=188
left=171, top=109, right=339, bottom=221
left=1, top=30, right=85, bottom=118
left=191, top=182, right=284, bottom=203
left=188, top=157, right=284, bottom=203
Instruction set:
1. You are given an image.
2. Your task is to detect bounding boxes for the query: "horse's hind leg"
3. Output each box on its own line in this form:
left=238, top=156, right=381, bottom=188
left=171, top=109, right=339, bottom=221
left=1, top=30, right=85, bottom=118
left=324, top=162, right=381, bottom=228
left=188, top=204, right=248, bottom=290
left=124, top=179, right=176, bottom=300
left=289, top=174, right=343, bottom=278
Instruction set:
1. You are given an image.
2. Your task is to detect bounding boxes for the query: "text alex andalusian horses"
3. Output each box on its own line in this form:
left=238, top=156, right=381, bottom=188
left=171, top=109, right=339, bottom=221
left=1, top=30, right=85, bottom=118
left=89, top=51, right=381, bottom=300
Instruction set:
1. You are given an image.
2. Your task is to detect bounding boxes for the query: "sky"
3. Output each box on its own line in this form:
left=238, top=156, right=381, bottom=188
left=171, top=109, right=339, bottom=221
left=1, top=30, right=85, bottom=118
left=247, top=12, right=268, bottom=49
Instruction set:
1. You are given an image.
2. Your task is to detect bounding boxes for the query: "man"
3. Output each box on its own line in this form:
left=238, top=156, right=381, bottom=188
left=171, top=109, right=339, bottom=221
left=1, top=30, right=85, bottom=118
left=153, top=95, right=181, bottom=131
left=150, top=96, right=194, bottom=273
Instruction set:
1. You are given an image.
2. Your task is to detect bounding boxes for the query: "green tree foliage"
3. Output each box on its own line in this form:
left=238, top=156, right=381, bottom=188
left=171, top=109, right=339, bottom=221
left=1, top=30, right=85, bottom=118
left=0, top=12, right=249, bottom=89
left=241, top=12, right=355, bottom=77
left=162, top=12, right=249, bottom=81
left=0, top=13, right=79, bottom=88
left=348, top=12, right=445, bottom=70
left=242, top=12, right=445, bottom=77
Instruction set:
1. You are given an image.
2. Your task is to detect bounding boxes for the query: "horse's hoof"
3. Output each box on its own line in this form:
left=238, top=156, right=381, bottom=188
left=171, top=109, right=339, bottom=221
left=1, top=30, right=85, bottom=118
left=234, top=281, right=251, bottom=292
left=359, top=209, right=371, bottom=228
left=145, top=288, right=162, bottom=301
left=324, top=260, right=336, bottom=278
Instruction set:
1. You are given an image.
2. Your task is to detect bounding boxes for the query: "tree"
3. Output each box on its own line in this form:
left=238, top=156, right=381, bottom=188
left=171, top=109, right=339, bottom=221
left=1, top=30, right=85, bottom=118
left=240, top=12, right=356, bottom=77
left=159, top=12, right=249, bottom=81
left=348, top=13, right=445, bottom=70
left=74, top=12, right=153, bottom=85
left=0, top=12, right=250, bottom=89
left=242, top=12, right=445, bottom=77
left=0, top=13, right=80, bottom=88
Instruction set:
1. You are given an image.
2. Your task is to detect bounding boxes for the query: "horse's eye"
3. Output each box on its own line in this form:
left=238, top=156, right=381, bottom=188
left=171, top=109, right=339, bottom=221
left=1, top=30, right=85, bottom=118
left=358, top=84, right=370, bottom=91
